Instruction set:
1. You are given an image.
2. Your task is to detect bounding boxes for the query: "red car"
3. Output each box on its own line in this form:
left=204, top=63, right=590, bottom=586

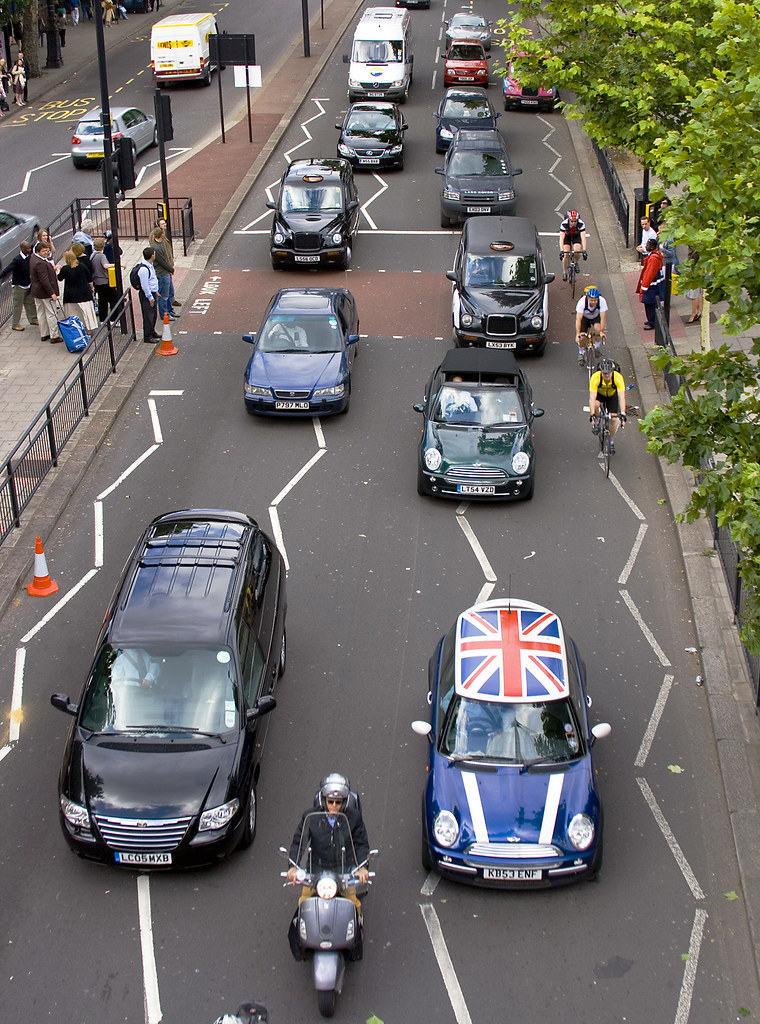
left=443, top=41, right=489, bottom=88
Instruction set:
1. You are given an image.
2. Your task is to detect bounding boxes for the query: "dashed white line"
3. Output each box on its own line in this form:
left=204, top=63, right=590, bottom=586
left=10, top=647, right=26, bottom=744
left=137, top=875, right=163, bottom=1024
left=420, top=903, right=473, bottom=1024
left=456, top=514, right=497, bottom=582
left=635, top=674, right=674, bottom=768
left=674, top=908, right=708, bottom=1024
left=620, top=588, right=671, bottom=666
left=618, top=522, right=648, bottom=585
left=637, top=777, right=705, bottom=900
left=20, top=568, right=100, bottom=644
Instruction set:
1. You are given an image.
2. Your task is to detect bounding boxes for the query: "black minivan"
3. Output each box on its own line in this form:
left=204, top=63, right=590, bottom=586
left=52, top=509, right=286, bottom=869
left=267, top=157, right=360, bottom=271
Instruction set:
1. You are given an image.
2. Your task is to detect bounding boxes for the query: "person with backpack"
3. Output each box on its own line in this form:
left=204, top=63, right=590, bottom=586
left=132, top=247, right=160, bottom=343
left=574, top=286, right=608, bottom=363
left=588, top=358, right=627, bottom=453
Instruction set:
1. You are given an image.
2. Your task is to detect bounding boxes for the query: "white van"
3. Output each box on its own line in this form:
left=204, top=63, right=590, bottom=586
left=151, top=13, right=219, bottom=87
left=345, top=8, right=413, bottom=104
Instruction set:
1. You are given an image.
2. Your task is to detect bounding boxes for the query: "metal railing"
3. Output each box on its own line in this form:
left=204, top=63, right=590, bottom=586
left=591, top=140, right=630, bottom=247
left=48, top=196, right=194, bottom=256
left=0, top=292, right=137, bottom=546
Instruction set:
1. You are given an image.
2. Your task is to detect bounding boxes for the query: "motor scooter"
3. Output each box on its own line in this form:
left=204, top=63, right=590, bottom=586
left=281, top=811, right=375, bottom=1018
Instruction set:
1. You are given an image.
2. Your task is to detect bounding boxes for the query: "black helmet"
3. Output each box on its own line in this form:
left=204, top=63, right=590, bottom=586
left=320, top=773, right=350, bottom=809
left=598, top=359, right=615, bottom=374
left=236, top=1003, right=269, bottom=1022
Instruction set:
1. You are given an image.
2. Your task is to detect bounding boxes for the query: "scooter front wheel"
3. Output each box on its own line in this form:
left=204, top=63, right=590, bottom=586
left=317, top=989, right=337, bottom=1018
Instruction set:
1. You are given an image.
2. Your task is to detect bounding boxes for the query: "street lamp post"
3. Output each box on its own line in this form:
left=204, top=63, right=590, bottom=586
left=93, top=3, right=124, bottom=295
left=45, top=0, right=63, bottom=68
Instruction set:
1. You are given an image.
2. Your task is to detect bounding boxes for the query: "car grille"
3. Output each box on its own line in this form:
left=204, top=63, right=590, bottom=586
left=95, top=814, right=193, bottom=851
left=358, top=81, right=390, bottom=91
left=486, top=314, right=518, bottom=337
left=447, top=467, right=507, bottom=482
left=466, top=842, right=560, bottom=859
left=274, top=389, right=311, bottom=399
left=358, top=148, right=383, bottom=156
left=461, top=190, right=498, bottom=202
left=293, top=233, right=321, bottom=251
left=522, top=87, right=539, bottom=97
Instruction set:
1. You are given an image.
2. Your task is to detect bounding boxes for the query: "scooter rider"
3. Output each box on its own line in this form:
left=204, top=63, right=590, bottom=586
left=214, top=1003, right=268, bottom=1024
left=286, top=773, right=369, bottom=915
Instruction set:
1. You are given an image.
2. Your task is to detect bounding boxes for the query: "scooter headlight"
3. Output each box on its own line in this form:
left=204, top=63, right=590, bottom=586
left=316, top=876, right=338, bottom=899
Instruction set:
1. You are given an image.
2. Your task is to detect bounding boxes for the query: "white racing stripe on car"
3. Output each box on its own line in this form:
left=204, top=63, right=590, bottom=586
left=461, top=771, right=488, bottom=843
left=538, top=774, right=564, bottom=845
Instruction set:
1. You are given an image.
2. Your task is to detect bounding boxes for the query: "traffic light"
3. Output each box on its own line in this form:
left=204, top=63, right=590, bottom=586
left=158, top=93, right=174, bottom=142
left=101, top=150, right=121, bottom=198
left=116, top=136, right=137, bottom=191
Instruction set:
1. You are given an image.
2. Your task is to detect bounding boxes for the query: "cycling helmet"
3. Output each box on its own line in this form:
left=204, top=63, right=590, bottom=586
left=586, top=287, right=600, bottom=298
left=236, top=1003, right=269, bottom=1022
left=214, top=1016, right=243, bottom=1024
left=320, top=773, right=350, bottom=809
left=598, top=358, right=615, bottom=374
left=568, top=210, right=579, bottom=220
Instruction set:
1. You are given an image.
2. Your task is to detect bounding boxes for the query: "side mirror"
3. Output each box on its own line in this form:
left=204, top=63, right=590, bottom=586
left=435, top=167, right=444, bottom=176
left=591, top=722, right=611, bottom=742
left=412, top=403, right=425, bottom=413
left=409, top=54, right=414, bottom=64
left=512, top=167, right=523, bottom=176
left=242, top=333, right=256, bottom=345
left=347, top=200, right=359, bottom=212
left=247, top=694, right=277, bottom=723
left=446, top=270, right=458, bottom=283
left=265, top=200, right=276, bottom=210
left=401, top=123, right=408, bottom=131
left=347, top=334, right=359, bottom=344
left=51, top=693, right=78, bottom=716
left=532, top=407, right=545, bottom=418
left=543, top=272, right=556, bottom=284
left=495, top=111, right=502, bottom=119
left=411, top=720, right=433, bottom=742
left=343, top=54, right=349, bottom=64
left=335, top=118, right=343, bottom=129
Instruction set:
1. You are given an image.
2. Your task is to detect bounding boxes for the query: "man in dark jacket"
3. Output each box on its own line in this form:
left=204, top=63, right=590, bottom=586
left=151, top=227, right=177, bottom=321
left=30, top=243, right=62, bottom=343
left=10, top=241, right=39, bottom=331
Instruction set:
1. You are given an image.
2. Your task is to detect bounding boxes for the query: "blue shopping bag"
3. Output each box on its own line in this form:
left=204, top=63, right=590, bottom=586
left=57, top=313, right=89, bottom=353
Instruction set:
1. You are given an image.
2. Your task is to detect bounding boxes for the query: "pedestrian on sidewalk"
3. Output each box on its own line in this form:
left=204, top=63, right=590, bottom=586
left=71, top=0, right=81, bottom=24
left=636, top=215, right=658, bottom=260
left=636, top=238, right=665, bottom=331
left=30, top=243, right=62, bottom=344
left=10, top=242, right=39, bottom=331
left=151, top=227, right=177, bottom=320
left=10, top=55, right=26, bottom=106
left=91, top=236, right=116, bottom=322
left=58, top=249, right=98, bottom=333
left=136, top=247, right=161, bottom=343
left=0, top=60, right=10, bottom=114
left=149, top=217, right=181, bottom=311
left=102, top=0, right=115, bottom=26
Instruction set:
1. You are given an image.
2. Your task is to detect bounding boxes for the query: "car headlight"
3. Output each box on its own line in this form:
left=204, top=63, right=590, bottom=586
left=461, top=313, right=474, bottom=327
left=331, top=231, right=343, bottom=245
left=443, top=189, right=460, bottom=201
left=424, top=447, right=442, bottom=471
left=530, top=314, right=544, bottom=329
left=440, top=127, right=454, bottom=139
left=199, top=798, right=240, bottom=832
left=348, top=77, right=361, bottom=88
left=387, top=144, right=402, bottom=155
left=498, top=189, right=515, bottom=201
left=433, top=810, right=459, bottom=848
left=338, top=143, right=356, bottom=158
left=245, top=384, right=270, bottom=396
left=314, top=383, right=345, bottom=397
left=61, top=795, right=91, bottom=829
left=567, top=813, right=595, bottom=851
left=273, top=232, right=286, bottom=245
left=512, top=451, right=530, bottom=475
left=392, top=79, right=404, bottom=87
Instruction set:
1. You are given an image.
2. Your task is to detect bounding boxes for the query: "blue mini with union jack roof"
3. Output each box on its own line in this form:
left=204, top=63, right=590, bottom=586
left=412, top=598, right=611, bottom=887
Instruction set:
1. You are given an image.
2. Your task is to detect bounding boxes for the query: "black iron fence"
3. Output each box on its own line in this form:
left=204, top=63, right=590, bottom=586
left=592, top=140, right=630, bottom=247
left=48, top=196, right=194, bottom=256
left=0, top=292, right=137, bottom=546
left=653, top=303, right=760, bottom=704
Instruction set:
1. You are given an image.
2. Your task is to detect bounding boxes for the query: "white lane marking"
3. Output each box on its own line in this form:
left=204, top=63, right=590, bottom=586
left=538, top=774, right=564, bottom=844
left=0, top=154, right=70, bottom=202
left=148, top=399, right=163, bottom=445
left=149, top=390, right=184, bottom=396
left=96, top=444, right=161, bottom=501
left=420, top=872, right=440, bottom=897
left=609, top=471, right=646, bottom=519
left=420, top=904, right=474, bottom=1024
left=0, top=745, right=12, bottom=763
left=637, top=777, right=705, bottom=900
left=268, top=418, right=328, bottom=571
left=137, top=875, right=163, bottom=1024
left=618, top=522, right=647, bottom=586
left=94, top=500, right=104, bottom=567
left=674, top=908, right=708, bottom=1024
left=284, top=98, right=326, bottom=163
left=313, top=417, right=326, bottom=449
left=20, top=568, right=100, bottom=643
left=635, top=674, right=674, bottom=768
left=461, top=772, right=488, bottom=842
left=10, top=647, right=26, bottom=744
left=271, top=448, right=327, bottom=507
left=360, top=173, right=389, bottom=230
left=620, top=589, right=671, bottom=666
left=475, top=580, right=496, bottom=604
left=456, top=515, right=497, bottom=582
left=269, top=506, right=287, bottom=573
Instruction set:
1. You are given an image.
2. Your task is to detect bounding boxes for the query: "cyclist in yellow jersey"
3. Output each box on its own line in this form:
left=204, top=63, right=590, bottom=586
left=589, top=358, right=627, bottom=452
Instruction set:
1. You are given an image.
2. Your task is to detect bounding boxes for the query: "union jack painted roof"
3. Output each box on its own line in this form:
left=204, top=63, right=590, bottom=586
left=455, top=599, right=569, bottom=703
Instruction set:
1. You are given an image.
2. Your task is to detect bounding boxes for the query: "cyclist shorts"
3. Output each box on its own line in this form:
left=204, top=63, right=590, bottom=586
left=562, top=232, right=583, bottom=247
left=598, top=391, right=620, bottom=415
left=580, top=316, right=602, bottom=334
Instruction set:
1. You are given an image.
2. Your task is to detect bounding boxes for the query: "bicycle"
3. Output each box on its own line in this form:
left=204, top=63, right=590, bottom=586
left=561, top=249, right=585, bottom=299
left=577, top=330, right=604, bottom=372
left=591, top=409, right=625, bottom=478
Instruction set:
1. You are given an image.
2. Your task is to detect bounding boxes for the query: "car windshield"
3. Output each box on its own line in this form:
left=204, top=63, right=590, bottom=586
left=352, top=39, right=403, bottom=63
left=464, top=254, right=538, bottom=287
left=447, top=151, right=508, bottom=176
left=440, top=693, right=582, bottom=763
left=433, top=385, right=524, bottom=426
left=295, top=811, right=359, bottom=873
left=347, top=110, right=395, bottom=132
left=452, top=15, right=485, bottom=31
left=281, top=184, right=343, bottom=213
left=258, top=315, right=343, bottom=353
left=442, top=98, right=490, bottom=120
left=79, top=644, right=239, bottom=734
left=449, top=44, right=484, bottom=60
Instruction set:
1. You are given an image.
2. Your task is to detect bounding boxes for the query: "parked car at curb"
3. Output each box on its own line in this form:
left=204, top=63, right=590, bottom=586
left=70, top=106, right=157, bottom=169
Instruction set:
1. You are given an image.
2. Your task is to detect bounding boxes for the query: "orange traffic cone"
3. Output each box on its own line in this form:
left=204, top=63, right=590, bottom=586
left=27, top=536, right=59, bottom=597
left=156, top=312, right=178, bottom=356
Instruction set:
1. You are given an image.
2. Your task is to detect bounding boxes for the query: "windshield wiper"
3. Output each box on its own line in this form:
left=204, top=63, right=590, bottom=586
left=519, top=753, right=571, bottom=774
left=123, top=725, right=220, bottom=738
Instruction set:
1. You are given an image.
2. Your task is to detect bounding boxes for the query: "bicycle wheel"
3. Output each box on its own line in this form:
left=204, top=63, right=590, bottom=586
left=601, top=428, right=611, bottom=478
left=570, top=261, right=577, bottom=300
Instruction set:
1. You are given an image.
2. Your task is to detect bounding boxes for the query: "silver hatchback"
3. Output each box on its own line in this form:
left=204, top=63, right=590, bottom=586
left=71, top=106, right=157, bottom=169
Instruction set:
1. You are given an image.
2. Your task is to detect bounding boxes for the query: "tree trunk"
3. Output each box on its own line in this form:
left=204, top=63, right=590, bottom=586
left=23, top=0, right=40, bottom=77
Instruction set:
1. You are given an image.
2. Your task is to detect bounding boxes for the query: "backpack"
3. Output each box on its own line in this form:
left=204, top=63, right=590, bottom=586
left=129, top=263, right=143, bottom=289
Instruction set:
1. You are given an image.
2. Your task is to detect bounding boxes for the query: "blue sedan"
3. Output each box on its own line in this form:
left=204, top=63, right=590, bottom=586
left=243, top=288, right=359, bottom=416
left=412, top=598, right=611, bottom=887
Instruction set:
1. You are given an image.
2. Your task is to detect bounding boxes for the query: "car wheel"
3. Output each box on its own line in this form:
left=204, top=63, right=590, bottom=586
left=340, top=380, right=351, bottom=414
left=202, top=68, right=212, bottom=87
left=396, top=156, right=404, bottom=171
left=130, top=141, right=137, bottom=165
left=239, top=782, right=257, bottom=849
left=72, top=158, right=87, bottom=169
left=277, top=629, right=287, bottom=678
left=421, top=829, right=433, bottom=871
left=440, top=211, right=451, bottom=229
left=588, top=830, right=604, bottom=880
left=151, top=126, right=158, bottom=147
left=522, top=475, right=535, bottom=501
left=417, top=466, right=428, bottom=496
left=340, top=245, right=352, bottom=270
left=271, top=258, right=286, bottom=271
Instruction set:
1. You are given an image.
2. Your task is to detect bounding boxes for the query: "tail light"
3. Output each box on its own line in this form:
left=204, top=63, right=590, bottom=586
left=71, top=135, right=81, bottom=144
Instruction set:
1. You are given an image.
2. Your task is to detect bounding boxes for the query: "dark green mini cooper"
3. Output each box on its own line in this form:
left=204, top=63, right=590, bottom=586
left=413, top=348, right=543, bottom=501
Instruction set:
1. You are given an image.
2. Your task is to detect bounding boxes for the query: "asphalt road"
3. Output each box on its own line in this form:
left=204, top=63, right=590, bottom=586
left=0, top=1, right=758, bottom=1022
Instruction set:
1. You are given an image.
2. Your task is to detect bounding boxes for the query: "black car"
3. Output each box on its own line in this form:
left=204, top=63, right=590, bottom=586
left=51, top=509, right=287, bottom=869
left=267, top=158, right=360, bottom=270
left=414, top=348, right=543, bottom=500
left=335, top=101, right=408, bottom=171
left=434, top=87, right=500, bottom=153
left=447, top=216, right=554, bottom=355
left=436, top=129, right=522, bottom=228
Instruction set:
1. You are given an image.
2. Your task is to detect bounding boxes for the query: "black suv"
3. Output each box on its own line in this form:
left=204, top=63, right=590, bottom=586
left=267, top=158, right=360, bottom=270
left=335, top=101, right=408, bottom=171
left=52, top=509, right=287, bottom=869
left=436, top=129, right=522, bottom=228
left=447, top=216, right=555, bottom=355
